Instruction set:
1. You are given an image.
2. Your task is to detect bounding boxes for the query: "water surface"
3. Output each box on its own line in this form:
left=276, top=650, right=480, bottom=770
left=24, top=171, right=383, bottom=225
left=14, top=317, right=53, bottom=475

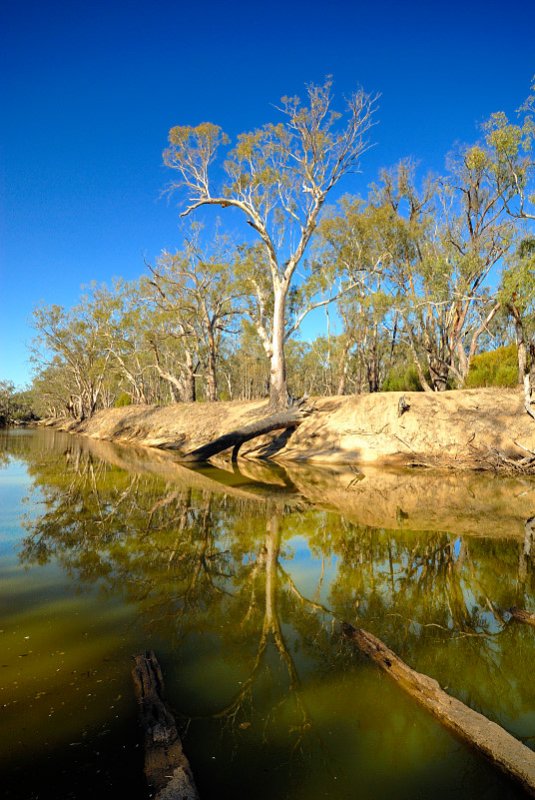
left=1, top=428, right=534, bottom=799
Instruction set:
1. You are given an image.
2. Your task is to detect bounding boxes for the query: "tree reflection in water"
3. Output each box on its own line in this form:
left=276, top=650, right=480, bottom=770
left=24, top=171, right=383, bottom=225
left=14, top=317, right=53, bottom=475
left=5, top=429, right=535, bottom=797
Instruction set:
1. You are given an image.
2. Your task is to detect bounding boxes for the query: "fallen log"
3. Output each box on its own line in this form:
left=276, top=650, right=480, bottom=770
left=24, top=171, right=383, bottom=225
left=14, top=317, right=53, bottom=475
left=509, top=607, right=535, bottom=627
left=342, top=623, right=535, bottom=797
left=178, top=409, right=306, bottom=463
left=132, top=651, right=199, bottom=800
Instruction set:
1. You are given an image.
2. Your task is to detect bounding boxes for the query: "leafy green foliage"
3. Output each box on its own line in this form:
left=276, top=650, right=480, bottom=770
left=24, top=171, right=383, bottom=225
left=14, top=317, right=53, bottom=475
left=114, top=392, right=132, bottom=407
left=465, top=345, right=518, bottom=388
left=0, top=381, right=37, bottom=425
left=163, top=80, right=378, bottom=406
left=28, top=78, right=535, bottom=406
left=382, top=363, right=424, bottom=392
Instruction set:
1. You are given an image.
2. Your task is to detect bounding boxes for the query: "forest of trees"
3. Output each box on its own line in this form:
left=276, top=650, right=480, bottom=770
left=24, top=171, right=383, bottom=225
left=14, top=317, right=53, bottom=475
left=15, top=78, right=535, bottom=421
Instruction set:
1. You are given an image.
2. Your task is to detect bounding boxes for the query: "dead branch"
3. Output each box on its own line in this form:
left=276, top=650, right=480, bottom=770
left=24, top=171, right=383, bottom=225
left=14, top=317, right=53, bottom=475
left=132, top=651, right=199, bottom=800
left=509, top=607, right=535, bottom=627
left=342, top=623, right=535, bottom=796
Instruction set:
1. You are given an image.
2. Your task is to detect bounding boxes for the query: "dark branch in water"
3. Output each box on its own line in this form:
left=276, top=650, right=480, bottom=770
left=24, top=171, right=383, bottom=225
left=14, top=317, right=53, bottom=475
left=131, top=651, right=199, bottom=800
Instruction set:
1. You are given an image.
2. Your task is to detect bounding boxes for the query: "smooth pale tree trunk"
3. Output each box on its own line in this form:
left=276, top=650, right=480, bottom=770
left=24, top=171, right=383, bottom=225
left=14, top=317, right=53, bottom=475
left=206, top=348, right=218, bottom=402
left=406, top=333, right=432, bottom=392
left=269, top=289, right=288, bottom=409
left=518, top=337, right=528, bottom=384
left=337, top=346, right=350, bottom=395
left=460, top=302, right=502, bottom=386
left=169, top=382, right=180, bottom=403
left=367, top=325, right=380, bottom=392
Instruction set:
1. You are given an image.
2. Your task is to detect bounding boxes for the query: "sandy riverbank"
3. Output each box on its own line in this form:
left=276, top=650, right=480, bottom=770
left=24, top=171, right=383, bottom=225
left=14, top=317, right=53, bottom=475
left=43, top=387, right=535, bottom=471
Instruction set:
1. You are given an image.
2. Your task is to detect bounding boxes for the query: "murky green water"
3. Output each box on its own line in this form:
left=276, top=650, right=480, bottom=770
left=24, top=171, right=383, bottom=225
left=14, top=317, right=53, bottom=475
left=1, top=428, right=534, bottom=799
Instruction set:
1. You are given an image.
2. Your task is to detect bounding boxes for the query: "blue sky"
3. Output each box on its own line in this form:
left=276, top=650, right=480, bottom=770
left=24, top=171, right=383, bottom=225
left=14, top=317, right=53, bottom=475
left=1, top=0, right=534, bottom=387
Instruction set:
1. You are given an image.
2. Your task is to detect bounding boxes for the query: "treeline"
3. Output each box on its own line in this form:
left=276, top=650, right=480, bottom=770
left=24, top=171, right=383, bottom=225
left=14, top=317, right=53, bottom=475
left=0, top=381, right=37, bottom=426
left=28, top=78, right=535, bottom=420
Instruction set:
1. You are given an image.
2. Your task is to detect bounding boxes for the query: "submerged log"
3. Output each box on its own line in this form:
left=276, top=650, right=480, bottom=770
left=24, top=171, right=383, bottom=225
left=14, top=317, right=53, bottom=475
left=178, top=409, right=306, bottom=463
left=132, top=651, right=199, bottom=800
left=342, top=623, right=535, bottom=797
left=509, top=607, right=535, bottom=627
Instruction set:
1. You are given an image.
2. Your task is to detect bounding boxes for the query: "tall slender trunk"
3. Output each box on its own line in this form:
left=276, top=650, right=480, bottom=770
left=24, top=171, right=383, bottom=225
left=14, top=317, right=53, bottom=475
left=182, top=351, right=196, bottom=403
left=407, top=337, right=432, bottom=392
left=510, top=303, right=527, bottom=384
left=337, top=337, right=351, bottom=396
left=367, top=324, right=380, bottom=392
left=206, top=349, right=218, bottom=402
left=269, top=288, right=287, bottom=409
left=169, top=382, right=180, bottom=403
left=459, top=301, right=502, bottom=385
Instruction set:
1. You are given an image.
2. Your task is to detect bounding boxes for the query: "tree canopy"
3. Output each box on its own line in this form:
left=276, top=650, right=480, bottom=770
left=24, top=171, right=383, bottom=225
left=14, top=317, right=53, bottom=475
left=20, top=76, right=535, bottom=421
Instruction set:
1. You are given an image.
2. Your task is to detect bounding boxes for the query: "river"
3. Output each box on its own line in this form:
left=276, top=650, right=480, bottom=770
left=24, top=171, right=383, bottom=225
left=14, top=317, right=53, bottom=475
left=1, top=427, right=534, bottom=799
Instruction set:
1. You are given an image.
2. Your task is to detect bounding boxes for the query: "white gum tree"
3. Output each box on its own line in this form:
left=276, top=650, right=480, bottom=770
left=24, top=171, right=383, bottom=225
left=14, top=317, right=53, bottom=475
left=163, top=79, right=378, bottom=408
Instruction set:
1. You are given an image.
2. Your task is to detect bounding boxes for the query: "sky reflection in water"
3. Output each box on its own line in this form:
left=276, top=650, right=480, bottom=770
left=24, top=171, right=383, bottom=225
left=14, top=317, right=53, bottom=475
left=0, top=428, right=534, bottom=800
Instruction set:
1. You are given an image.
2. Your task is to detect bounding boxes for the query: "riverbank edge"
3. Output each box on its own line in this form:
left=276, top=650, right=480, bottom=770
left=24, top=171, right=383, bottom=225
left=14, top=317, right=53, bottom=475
left=37, top=388, right=535, bottom=472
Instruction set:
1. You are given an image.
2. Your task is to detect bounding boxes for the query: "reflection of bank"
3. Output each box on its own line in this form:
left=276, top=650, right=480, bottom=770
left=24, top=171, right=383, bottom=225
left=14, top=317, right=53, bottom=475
left=15, top=433, right=535, bottom=663
left=52, top=429, right=535, bottom=542
left=13, top=437, right=331, bottom=754
left=282, top=462, right=535, bottom=540
left=8, top=429, right=535, bottom=797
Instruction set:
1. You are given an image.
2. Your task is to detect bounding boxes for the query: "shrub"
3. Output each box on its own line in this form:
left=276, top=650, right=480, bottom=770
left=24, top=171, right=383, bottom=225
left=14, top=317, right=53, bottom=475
left=114, top=392, right=132, bottom=407
left=465, top=344, right=518, bottom=388
left=382, top=363, right=424, bottom=392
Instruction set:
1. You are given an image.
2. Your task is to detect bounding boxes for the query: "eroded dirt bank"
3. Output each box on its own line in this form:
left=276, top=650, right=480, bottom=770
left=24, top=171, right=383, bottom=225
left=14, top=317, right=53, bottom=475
left=46, top=387, right=535, bottom=471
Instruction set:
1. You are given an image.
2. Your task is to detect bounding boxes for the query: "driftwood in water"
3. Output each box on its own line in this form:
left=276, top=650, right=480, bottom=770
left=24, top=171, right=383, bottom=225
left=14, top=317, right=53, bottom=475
left=342, top=623, right=535, bottom=797
left=509, top=607, right=535, bottom=627
left=132, top=651, right=199, bottom=800
left=179, top=408, right=306, bottom=463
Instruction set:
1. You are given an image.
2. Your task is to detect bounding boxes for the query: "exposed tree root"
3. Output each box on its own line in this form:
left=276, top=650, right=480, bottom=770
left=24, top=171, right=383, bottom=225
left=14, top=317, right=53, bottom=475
left=178, top=405, right=312, bottom=463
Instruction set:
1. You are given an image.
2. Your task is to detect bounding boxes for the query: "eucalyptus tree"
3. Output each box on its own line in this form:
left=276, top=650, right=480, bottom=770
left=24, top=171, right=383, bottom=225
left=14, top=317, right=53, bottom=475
left=163, top=79, right=378, bottom=408
left=337, top=294, right=396, bottom=393
left=365, top=160, right=513, bottom=391
left=0, top=380, right=17, bottom=425
left=481, top=79, right=535, bottom=397
left=483, top=77, right=535, bottom=223
left=32, top=300, right=112, bottom=420
left=141, top=287, right=199, bottom=403
left=499, top=236, right=535, bottom=382
left=31, top=358, right=75, bottom=418
left=315, top=195, right=396, bottom=393
left=439, top=145, right=515, bottom=382
left=89, top=279, right=155, bottom=405
left=223, top=323, right=270, bottom=401
left=147, top=231, right=243, bottom=402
